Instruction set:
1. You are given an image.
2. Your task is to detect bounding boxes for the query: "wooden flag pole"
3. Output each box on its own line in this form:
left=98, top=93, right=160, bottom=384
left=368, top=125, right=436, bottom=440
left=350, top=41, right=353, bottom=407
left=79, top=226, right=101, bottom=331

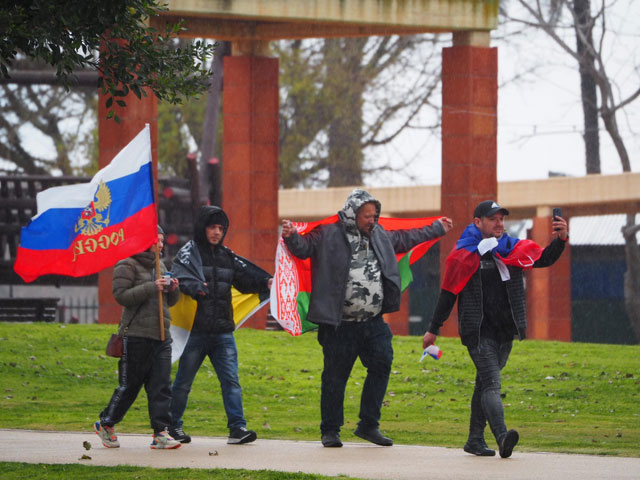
left=155, top=246, right=165, bottom=342
left=149, top=122, right=164, bottom=342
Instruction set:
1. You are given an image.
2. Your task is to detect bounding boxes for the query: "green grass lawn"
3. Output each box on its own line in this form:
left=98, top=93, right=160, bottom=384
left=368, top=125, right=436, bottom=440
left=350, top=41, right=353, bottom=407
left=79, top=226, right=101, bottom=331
left=1, top=322, right=639, bottom=459
left=1, top=463, right=359, bottom=480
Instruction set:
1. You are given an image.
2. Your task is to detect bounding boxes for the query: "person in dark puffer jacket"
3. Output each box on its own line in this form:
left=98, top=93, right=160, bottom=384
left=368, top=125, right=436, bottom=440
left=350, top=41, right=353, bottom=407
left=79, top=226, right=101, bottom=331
left=169, top=206, right=272, bottom=445
left=423, top=200, right=569, bottom=459
left=94, top=226, right=181, bottom=450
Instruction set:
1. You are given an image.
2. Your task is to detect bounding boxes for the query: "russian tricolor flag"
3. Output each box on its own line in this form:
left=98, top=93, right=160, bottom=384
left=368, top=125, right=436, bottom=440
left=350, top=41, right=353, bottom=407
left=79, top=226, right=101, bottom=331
left=441, top=223, right=544, bottom=295
left=14, top=125, right=158, bottom=283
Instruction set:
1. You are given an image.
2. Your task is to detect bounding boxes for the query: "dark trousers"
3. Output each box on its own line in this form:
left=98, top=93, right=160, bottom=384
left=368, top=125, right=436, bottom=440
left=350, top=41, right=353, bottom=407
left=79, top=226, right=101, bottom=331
left=317, top=316, right=393, bottom=434
left=100, top=336, right=173, bottom=434
left=466, top=337, right=513, bottom=445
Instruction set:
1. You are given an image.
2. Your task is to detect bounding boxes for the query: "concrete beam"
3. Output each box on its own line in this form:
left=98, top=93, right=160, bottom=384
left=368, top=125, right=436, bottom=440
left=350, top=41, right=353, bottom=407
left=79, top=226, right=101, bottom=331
left=155, top=15, right=449, bottom=40
left=278, top=185, right=441, bottom=220
left=278, top=173, right=640, bottom=220
left=158, top=0, right=498, bottom=40
left=498, top=173, right=640, bottom=218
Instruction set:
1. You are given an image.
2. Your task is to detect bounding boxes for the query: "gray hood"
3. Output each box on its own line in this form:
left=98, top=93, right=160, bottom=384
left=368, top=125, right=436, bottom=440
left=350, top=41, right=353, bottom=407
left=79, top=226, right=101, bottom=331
left=338, top=189, right=381, bottom=235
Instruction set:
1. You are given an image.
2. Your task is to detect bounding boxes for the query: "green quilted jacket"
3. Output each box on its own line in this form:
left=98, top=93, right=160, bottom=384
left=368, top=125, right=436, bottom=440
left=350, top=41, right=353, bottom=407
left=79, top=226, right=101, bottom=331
left=113, top=251, right=179, bottom=341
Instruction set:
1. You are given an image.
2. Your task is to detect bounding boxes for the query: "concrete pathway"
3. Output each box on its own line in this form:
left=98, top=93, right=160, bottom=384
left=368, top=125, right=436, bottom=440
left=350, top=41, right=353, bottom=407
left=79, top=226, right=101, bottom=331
left=1, top=429, right=639, bottom=480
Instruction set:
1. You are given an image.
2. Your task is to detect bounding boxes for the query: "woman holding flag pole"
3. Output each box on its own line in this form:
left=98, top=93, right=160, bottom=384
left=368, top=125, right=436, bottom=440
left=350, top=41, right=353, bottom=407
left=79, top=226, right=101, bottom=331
left=94, top=226, right=182, bottom=449
left=12, top=124, right=182, bottom=448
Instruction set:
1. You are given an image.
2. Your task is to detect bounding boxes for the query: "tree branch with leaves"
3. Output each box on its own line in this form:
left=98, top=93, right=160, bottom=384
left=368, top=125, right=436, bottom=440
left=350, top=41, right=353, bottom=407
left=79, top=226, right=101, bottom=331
left=1, top=0, right=214, bottom=122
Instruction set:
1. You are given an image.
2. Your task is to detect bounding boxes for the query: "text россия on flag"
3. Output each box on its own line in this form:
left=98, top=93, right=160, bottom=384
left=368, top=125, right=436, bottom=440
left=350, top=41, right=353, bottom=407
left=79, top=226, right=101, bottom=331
left=14, top=125, right=158, bottom=283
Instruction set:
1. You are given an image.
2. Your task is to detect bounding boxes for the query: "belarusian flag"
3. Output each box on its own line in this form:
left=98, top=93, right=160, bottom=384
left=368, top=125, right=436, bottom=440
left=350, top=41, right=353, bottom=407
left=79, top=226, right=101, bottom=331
left=270, top=215, right=442, bottom=336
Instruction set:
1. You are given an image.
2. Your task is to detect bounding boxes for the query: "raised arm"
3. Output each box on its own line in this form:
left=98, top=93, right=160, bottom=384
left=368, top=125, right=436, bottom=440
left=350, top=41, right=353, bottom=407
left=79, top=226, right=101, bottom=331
left=282, top=219, right=322, bottom=259
left=534, top=215, right=569, bottom=268
left=387, top=217, right=452, bottom=253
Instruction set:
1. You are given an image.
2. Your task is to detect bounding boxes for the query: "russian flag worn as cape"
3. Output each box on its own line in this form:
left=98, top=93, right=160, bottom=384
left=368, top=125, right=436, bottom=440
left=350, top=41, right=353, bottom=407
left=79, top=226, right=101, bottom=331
left=14, top=125, right=157, bottom=282
left=270, top=215, right=442, bottom=336
left=441, top=223, right=544, bottom=295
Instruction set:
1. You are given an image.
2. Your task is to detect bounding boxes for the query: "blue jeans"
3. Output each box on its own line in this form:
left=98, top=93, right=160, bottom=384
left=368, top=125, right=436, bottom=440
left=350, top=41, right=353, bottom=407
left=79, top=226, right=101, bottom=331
left=171, top=332, right=246, bottom=431
left=466, top=337, right=513, bottom=446
left=317, top=316, right=393, bottom=434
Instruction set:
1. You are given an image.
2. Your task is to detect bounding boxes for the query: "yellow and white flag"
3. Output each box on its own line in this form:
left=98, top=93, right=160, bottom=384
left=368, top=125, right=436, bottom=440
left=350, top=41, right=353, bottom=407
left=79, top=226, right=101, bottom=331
left=169, top=289, right=269, bottom=363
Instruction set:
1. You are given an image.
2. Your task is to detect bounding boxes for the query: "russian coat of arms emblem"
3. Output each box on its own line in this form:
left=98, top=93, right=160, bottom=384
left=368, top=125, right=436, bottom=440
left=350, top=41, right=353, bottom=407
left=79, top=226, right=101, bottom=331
left=74, top=180, right=112, bottom=236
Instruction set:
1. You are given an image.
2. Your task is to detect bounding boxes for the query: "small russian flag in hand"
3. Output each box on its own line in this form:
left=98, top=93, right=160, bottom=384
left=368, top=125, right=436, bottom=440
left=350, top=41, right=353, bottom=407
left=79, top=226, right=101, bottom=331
left=420, top=345, right=442, bottom=362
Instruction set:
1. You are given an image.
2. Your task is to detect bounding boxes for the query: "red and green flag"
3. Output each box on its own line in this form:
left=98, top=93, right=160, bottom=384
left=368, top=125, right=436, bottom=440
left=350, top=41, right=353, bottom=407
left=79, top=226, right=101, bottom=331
left=270, top=215, right=442, bottom=336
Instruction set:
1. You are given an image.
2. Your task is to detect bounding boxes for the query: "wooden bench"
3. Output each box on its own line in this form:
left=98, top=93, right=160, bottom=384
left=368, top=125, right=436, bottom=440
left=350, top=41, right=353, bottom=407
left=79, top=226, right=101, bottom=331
left=0, top=298, right=59, bottom=322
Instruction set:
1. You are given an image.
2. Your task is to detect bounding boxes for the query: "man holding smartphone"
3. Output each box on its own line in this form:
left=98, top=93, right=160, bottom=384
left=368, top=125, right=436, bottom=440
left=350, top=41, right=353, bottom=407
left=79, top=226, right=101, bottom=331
left=422, top=200, right=568, bottom=458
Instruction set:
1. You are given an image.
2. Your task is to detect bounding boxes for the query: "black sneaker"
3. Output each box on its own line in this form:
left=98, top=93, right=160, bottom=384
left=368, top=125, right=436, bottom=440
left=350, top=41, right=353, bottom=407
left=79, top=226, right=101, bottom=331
left=321, top=431, right=343, bottom=448
left=499, top=429, right=519, bottom=458
left=464, top=440, right=496, bottom=456
left=169, top=425, right=191, bottom=444
left=228, top=427, right=257, bottom=444
left=354, top=426, right=393, bottom=446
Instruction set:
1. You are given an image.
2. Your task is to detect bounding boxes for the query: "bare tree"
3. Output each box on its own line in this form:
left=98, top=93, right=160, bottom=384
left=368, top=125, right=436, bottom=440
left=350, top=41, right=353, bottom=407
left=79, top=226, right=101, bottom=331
left=503, top=0, right=640, bottom=171
left=0, top=64, right=96, bottom=175
left=573, top=0, right=601, bottom=174
left=275, top=35, right=444, bottom=188
left=503, top=0, right=640, bottom=339
left=622, top=218, right=640, bottom=340
left=198, top=41, right=230, bottom=206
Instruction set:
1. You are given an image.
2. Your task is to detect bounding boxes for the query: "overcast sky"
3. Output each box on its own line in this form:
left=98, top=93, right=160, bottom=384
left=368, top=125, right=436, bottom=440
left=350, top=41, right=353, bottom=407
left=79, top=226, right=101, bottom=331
left=364, top=0, right=639, bottom=187
left=5, top=1, right=638, bottom=188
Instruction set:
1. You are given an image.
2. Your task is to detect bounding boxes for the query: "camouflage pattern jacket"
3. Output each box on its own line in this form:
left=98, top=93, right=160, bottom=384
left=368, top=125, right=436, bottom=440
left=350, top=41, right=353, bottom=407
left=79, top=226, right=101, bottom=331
left=284, top=189, right=446, bottom=327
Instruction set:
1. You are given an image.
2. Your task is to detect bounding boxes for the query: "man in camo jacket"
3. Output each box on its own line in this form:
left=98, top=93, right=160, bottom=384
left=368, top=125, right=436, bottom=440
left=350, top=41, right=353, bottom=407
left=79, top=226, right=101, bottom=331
left=282, top=189, right=452, bottom=448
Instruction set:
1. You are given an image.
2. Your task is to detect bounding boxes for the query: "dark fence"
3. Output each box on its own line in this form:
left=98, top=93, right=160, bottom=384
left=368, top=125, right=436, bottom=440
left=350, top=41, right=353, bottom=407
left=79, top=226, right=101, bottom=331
left=0, top=297, right=59, bottom=322
left=571, top=245, right=637, bottom=344
left=58, top=296, right=98, bottom=324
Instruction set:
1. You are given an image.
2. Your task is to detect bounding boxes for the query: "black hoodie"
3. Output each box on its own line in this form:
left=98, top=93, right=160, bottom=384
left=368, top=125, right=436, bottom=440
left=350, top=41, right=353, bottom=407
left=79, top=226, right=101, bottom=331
left=172, top=206, right=271, bottom=334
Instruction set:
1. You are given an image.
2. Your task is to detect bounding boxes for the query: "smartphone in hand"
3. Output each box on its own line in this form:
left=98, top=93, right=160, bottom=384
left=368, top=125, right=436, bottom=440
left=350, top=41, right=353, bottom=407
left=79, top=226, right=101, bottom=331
left=552, top=208, right=562, bottom=231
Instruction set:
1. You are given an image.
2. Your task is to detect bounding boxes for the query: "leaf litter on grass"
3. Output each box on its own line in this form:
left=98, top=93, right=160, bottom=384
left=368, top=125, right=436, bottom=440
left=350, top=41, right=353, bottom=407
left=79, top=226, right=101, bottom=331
left=0, top=323, right=638, bottom=456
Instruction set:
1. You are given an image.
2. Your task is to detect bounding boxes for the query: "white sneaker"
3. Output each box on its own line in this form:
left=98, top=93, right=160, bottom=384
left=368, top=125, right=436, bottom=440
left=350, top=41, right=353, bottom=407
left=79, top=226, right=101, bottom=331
left=94, top=421, right=120, bottom=448
left=150, top=429, right=181, bottom=449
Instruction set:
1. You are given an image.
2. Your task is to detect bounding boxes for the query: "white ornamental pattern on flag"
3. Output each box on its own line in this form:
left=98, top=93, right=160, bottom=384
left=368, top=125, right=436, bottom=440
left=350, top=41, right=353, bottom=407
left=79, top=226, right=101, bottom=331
left=271, top=222, right=307, bottom=336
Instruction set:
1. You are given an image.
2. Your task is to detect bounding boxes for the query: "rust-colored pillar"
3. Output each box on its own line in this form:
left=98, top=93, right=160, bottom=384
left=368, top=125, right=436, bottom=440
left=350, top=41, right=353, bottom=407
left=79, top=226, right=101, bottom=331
left=439, top=32, right=497, bottom=337
left=526, top=209, right=572, bottom=341
left=222, top=41, right=278, bottom=329
left=386, top=290, right=410, bottom=336
left=97, top=86, right=158, bottom=324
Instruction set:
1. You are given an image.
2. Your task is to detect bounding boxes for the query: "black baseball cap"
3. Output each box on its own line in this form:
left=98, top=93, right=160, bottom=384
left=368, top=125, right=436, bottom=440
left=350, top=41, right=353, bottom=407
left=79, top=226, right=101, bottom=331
left=474, top=200, right=509, bottom=218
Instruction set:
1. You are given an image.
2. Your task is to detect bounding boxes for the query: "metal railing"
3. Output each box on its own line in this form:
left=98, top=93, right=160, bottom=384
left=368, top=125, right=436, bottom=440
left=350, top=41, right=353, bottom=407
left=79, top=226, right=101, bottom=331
left=57, top=296, right=98, bottom=324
